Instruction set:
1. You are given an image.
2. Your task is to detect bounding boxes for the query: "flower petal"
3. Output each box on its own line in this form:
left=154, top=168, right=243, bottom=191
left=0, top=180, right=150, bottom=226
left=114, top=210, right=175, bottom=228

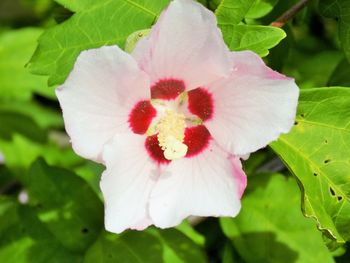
left=100, top=133, right=157, bottom=233
left=149, top=140, right=244, bottom=228
left=56, top=46, right=150, bottom=162
left=206, top=51, right=299, bottom=156
left=132, top=0, right=231, bottom=89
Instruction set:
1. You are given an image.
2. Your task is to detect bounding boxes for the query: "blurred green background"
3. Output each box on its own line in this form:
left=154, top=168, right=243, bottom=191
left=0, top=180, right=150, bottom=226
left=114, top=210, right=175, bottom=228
left=0, top=0, right=349, bottom=262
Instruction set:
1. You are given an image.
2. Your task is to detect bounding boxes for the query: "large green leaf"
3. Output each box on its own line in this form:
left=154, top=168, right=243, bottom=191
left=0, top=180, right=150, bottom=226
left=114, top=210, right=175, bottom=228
left=84, top=231, right=163, bottom=263
left=0, top=28, right=53, bottom=100
left=220, top=25, right=286, bottom=56
left=271, top=87, right=350, bottom=243
left=26, top=159, right=103, bottom=252
left=221, top=173, right=334, bottom=263
left=0, top=197, right=82, bottom=263
left=319, top=0, right=350, bottom=62
left=28, top=0, right=170, bottom=86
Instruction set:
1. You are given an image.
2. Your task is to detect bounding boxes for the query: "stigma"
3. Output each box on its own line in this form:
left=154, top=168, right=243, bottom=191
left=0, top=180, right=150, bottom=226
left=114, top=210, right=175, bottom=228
left=156, top=110, right=188, bottom=160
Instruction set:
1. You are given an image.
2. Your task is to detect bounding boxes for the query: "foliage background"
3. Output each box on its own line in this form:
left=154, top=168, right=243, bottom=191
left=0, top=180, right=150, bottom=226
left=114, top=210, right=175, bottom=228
left=0, top=0, right=350, bottom=262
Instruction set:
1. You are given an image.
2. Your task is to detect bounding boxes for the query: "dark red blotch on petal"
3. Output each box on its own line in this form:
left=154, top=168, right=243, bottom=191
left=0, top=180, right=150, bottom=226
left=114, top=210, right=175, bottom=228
left=128, top=100, right=156, bottom=134
left=145, top=134, right=170, bottom=165
left=151, top=79, right=186, bottom=100
left=184, top=125, right=211, bottom=157
left=187, top=87, right=214, bottom=121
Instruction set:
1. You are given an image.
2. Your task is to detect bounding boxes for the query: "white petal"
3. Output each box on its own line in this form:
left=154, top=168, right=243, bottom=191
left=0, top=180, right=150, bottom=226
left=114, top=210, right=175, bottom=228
left=101, top=133, right=157, bottom=234
left=132, top=0, right=230, bottom=89
left=56, top=46, right=150, bottom=162
left=206, top=51, right=299, bottom=156
left=149, top=140, right=244, bottom=228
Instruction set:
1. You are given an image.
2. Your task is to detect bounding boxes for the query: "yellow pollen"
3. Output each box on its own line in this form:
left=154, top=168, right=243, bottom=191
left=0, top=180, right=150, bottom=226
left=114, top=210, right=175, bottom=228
left=156, top=110, right=187, bottom=160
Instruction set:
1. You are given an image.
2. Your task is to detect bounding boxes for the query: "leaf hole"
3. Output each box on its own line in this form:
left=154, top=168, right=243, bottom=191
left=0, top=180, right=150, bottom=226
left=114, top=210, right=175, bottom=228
left=81, top=228, right=89, bottom=234
left=313, top=172, right=318, bottom=177
left=294, top=121, right=298, bottom=126
left=300, top=113, right=305, bottom=118
left=329, top=187, right=336, bottom=196
left=337, top=196, right=343, bottom=201
left=324, top=159, right=331, bottom=164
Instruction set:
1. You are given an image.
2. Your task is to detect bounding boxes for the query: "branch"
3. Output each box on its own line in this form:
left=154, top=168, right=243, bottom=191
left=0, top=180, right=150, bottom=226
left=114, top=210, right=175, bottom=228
left=271, top=0, right=310, bottom=28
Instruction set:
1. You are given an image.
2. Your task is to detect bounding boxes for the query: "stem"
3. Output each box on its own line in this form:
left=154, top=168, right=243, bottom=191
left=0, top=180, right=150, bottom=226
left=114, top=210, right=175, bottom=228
left=271, top=0, right=310, bottom=28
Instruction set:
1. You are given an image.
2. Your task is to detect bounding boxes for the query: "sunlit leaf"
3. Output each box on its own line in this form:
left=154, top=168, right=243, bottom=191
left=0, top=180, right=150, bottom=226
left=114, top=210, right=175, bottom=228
left=271, top=87, right=350, bottom=243
left=216, top=0, right=255, bottom=25
left=0, top=28, right=54, bottom=100
left=221, top=24, right=286, bottom=56
left=28, top=0, right=170, bottom=86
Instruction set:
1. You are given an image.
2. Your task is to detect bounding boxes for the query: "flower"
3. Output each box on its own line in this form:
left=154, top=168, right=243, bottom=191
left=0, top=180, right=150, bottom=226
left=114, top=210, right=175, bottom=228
left=56, top=0, right=299, bottom=233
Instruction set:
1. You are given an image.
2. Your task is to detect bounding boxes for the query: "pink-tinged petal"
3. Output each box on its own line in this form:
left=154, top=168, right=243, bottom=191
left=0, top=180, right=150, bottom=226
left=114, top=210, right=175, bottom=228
left=101, top=133, right=157, bottom=234
left=132, top=0, right=231, bottom=89
left=206, top=51, right=299, bottom=156
left=56, top=46, right=150, bottom=162
left=149, top=140, right=244, bottom=228
left=230, top=156, right=247, bottom=199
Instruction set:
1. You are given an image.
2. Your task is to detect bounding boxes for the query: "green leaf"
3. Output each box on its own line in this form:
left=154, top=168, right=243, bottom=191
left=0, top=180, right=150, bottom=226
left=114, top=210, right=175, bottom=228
left=221, top=173, right=334, bottom=263
left=220, top=25, right=286, bottom=56
left=0, top=110, right=47, bottom=143
left=152, top=229, right=208, bottom=263
left=28, top=0, right=170, bottom=86
left=319, top=0, right=350, bottom=62
left=328, top=58, right=350, bottom=86
left=26, top=159, right=103, bottom=252
left=283, top=50, right=343, bottom=89
left=84, top=231, right=163, bottom=263
left=246, top=0, right=279, bottom=19
left=216, top=0, right=256, bottom=25
left=54, top=0, right=108, bottom=12
left=0, top=197, right=82, bottom=263
left=0, top=28, right=54, bottom=101
left=270, top=87, right=350, bottom=243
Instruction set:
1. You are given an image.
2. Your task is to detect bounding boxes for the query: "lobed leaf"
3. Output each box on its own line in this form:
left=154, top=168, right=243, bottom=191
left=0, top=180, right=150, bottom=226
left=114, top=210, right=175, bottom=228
left=220, top=25, right=286, bottom=56
left=271, top=87, right=350, bottom=243
left=28, top=0, right=170, bottom=86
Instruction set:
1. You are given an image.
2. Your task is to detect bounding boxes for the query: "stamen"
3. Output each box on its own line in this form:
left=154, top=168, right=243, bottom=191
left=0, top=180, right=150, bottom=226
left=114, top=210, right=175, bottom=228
left=156, top=110, right=187, bottom=160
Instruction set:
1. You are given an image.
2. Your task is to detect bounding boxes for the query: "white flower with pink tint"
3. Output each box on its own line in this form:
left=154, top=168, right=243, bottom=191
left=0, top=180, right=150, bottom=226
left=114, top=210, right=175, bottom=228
left=56, top=0, right=299, bottom=233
